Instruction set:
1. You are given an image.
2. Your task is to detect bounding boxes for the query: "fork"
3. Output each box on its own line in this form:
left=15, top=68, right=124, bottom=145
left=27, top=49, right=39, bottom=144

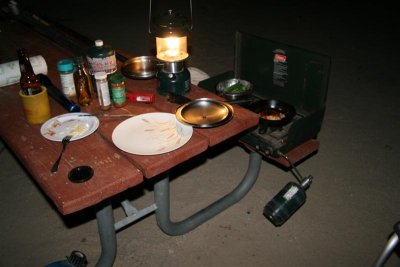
left=51, top=135, right=73, bottom=173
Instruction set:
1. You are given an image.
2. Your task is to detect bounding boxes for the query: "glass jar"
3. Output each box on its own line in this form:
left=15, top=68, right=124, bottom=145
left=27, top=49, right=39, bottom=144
left=57, top=59, right=76, bottom=97
left=109, top=73, right=127, bottom=108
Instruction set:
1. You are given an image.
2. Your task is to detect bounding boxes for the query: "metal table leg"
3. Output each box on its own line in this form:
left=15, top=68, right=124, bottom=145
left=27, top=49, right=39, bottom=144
left=91, top=151, right=261, bottom=264
left=154, top=151, right=262, bottom=236
left=373, top=221, right=400, bottom=267
left=95, top=200, right=116, bottom=267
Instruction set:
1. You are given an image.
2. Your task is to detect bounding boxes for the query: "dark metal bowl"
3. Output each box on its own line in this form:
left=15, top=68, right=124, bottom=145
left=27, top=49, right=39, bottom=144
left=216, top=78, right=253, bottom=101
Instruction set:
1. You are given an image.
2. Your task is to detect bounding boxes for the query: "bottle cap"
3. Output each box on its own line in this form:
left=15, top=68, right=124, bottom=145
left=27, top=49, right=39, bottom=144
left=94, top=71, right=107, bottom=80
left=95, top=40, right=104, bottom=47
left=109, top=73, right=124, bottom=84
left=17, top=48, right=25, bottom=54
left=74, top=56, right=84, bottom=64
left=57, top=59, right=74, bottom=72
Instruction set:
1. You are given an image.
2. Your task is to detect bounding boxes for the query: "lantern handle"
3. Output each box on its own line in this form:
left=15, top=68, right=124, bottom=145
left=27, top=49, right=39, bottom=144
left=148, top=0, right=193, bottom=34
left=148, top=0, right=152, bottom=34
left=189, top=0, right=193, bottom=31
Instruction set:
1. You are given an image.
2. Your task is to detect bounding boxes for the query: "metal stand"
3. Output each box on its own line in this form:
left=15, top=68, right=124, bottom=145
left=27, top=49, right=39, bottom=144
left=94, top=199, right=157, bottom=267
left=92, top=151, right=261, bottom=265
left=0, top=138, right=5, bottom=154
left=373, top=221, right=400, bottom=267
left=95, top=201, right=117, bottom=267
left=154, top=151, right=262, bottom=236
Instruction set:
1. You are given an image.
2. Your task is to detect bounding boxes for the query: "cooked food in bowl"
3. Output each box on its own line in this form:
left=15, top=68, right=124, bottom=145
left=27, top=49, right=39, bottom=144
left=216, top=78, right=253, bottom=100
left=248, top=98, right=296, bottom=134
left=224, top=82, right=248, bottom=93
left=260, top=109, right=286, bottom=121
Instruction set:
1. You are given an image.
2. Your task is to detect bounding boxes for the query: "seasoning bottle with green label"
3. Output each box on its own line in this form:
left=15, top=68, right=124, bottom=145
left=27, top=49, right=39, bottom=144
left=109, top=73, right=127, bottom=108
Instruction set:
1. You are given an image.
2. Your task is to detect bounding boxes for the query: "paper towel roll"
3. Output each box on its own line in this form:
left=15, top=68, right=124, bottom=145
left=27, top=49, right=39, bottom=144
left=0, top=55, right=48, bottom=87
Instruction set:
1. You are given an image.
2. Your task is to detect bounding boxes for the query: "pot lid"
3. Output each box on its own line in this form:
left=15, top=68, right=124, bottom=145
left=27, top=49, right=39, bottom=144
left=175, top=98, right=234, bottom=128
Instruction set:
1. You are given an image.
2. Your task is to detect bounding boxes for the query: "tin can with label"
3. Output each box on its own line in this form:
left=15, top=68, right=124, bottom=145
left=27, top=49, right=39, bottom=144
left=86, top=39, right=117, bottom=76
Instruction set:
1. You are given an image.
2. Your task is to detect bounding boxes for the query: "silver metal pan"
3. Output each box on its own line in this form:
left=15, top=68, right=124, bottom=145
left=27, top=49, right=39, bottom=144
left=121, top=56, right=159, bottom=79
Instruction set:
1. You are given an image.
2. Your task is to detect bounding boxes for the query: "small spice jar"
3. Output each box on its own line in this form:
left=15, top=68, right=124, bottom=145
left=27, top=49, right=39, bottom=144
left=109, top=73, right=127, bottom=107
left=94, top=71, right=111, bottom=110
left=57, top=59, right=76, bottom=97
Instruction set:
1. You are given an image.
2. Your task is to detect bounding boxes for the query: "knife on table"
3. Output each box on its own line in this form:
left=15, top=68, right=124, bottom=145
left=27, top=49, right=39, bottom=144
left=78, top=114, right=136, bottom=118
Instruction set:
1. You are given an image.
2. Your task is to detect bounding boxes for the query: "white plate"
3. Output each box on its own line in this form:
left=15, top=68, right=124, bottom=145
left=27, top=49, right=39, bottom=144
left=40, top=112, right=99, bottom=141
left=112, top=112, right=193, bottom=155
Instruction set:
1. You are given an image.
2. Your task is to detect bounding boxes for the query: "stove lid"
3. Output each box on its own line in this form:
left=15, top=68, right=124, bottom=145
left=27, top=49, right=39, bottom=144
left=234, top=31, right=331, bottom=113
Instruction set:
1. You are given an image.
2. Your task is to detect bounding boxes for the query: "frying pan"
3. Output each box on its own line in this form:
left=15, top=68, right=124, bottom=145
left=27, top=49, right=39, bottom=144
left=249, top=99, right=296, bottom=133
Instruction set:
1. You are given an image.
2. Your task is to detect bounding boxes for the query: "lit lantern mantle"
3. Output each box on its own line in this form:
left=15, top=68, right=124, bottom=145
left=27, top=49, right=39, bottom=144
left=156, top=34, right=188, bottom=62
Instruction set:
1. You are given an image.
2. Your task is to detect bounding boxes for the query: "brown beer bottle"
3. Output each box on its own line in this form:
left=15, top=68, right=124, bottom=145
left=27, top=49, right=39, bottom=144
left=73, top=56, right=93, bottom=106
left=17, top=48, right=42, bottom=95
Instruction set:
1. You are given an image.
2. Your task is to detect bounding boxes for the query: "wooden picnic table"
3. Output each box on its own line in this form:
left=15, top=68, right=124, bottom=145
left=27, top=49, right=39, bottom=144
left=0, top=16, right=261, bottom=267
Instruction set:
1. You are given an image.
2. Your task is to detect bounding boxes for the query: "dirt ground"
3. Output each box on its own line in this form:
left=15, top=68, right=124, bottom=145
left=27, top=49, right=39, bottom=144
left=1, top=0, right=400, bottom=266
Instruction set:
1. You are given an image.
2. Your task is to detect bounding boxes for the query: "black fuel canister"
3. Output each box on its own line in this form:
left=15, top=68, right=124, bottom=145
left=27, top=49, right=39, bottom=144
left=263, top=182, right=306, bottom=226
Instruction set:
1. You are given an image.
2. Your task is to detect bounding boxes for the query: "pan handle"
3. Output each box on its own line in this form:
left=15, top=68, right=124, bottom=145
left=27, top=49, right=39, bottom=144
left=258, top=126, right=267, bottom=134
left=225, top=98, right=255, bottom=105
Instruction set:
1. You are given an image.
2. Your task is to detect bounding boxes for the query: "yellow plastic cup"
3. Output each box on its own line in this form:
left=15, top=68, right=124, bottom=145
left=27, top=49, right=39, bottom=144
left=19, top=86, right=51, bottom=124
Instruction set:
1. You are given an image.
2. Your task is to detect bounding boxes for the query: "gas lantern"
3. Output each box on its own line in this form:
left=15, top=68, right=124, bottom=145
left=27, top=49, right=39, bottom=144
left=149, top=0, right=192, bottom=96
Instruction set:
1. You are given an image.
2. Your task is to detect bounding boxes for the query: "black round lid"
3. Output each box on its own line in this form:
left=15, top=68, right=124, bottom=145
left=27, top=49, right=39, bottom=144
left=68, top=166, right=94, bottom=183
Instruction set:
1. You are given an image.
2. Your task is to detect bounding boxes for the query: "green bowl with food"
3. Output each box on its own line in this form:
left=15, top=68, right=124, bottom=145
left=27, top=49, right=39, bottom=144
left=216, top=78, right=253, bottom=100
